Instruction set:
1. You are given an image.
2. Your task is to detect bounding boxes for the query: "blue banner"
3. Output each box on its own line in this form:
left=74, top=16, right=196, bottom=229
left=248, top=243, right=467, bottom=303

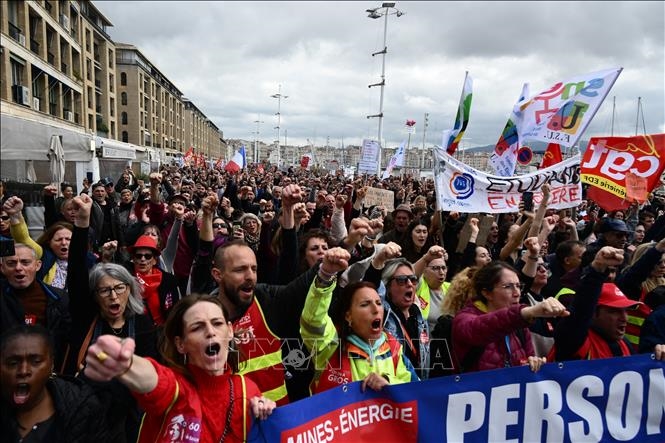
left=249, top=354, right=664, bottom=442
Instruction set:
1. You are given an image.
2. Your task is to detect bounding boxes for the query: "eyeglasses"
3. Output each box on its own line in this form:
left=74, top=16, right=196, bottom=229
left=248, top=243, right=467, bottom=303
left=0, top=215, right=9, bottom=221
left=536, top=263, right=550, bottom=271
left=391, top=274, right=418, bottom=285
left=427, top=265, right=447, bottom=272
left=96, top=283, right=128, bottom=298
left=497, top=283, right=525, bottom=292
left=212, top=223, right=227, bottom=229
left=134, top=252, right=154, bottom=260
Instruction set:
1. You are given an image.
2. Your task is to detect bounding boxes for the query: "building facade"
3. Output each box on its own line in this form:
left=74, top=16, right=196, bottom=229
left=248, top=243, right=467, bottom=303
left=2, top=0, right=223, bottom=185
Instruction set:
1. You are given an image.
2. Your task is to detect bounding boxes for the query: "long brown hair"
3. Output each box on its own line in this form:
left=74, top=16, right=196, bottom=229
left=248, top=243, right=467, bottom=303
left=160, top=294, right=241, bottom=379
left=36, top=221, right=73, bottom=249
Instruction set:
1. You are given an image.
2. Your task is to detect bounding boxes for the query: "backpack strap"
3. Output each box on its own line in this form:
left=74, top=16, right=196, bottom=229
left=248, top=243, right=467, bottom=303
left=76, top=316, right=99, bottom=373
left=240, top=374, right=247, bottom=443
left=144, top=379, right=179, bottom=443
left=461, top=328, right=527, bottom=372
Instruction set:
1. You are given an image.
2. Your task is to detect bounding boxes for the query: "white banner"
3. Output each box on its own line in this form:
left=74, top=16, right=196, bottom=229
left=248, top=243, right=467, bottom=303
left=433, top=147, right=582, bottom=213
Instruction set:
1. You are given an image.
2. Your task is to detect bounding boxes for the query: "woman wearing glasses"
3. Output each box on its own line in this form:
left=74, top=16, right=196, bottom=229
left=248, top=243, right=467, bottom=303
left=301, top=247, right=418, bottom=395
left=412, top=245, right=450, bottom=332
left=126, top=235, right=181, bottom=327
left=65, top=194, right=159, bottom=441
left=452, top=260, right=569, bottom=373
left=358, top=242, right=430, bottom=379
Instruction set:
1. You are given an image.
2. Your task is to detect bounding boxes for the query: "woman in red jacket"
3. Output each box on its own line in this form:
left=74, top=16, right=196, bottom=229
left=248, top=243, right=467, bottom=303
left=83, top=294, right=276, bottom=443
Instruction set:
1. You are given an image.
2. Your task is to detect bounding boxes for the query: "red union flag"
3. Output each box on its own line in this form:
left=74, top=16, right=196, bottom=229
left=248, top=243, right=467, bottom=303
left=540, top=143, right=562, bottom=169
left=581, top=133, right=665, bottom=211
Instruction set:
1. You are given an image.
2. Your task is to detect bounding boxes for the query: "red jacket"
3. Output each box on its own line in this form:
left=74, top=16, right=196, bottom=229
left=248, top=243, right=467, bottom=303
left=134, top=359, right=260, bottom=443
left=452, top=300, right=534, bottom=372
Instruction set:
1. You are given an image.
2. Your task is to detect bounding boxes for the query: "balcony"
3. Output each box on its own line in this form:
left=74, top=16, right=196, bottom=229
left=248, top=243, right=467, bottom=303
left=30, top=39, right=40, bottom=54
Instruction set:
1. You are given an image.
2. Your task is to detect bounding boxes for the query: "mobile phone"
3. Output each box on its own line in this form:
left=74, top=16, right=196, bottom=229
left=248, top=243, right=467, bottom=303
left=232, top=221, right=242, bottom=236
left=522, top=192, right=534, bottom=212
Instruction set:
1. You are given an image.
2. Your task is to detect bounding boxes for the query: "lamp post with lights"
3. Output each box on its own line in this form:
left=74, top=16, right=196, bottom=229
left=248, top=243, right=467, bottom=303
left=271, top=85, right=288, bottom=166
left=366, top=2, right=404, bottom=175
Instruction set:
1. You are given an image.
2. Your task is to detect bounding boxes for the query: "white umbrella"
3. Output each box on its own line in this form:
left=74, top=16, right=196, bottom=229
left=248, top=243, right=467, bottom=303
left=48, top=135, right=66, bottom=188
left=26, top=160, right=38, bottom=183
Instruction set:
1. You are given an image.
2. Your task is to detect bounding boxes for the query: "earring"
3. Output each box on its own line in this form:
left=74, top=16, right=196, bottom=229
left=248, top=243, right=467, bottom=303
left=183, top=354, right=187, bottom=365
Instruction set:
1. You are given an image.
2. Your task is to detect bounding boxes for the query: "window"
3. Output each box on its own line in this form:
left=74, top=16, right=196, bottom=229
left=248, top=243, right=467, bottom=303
left=122, top=131, right=128, bottom=142
left=11, top=58, right=24, bottom=85
left=121, top=72, right=127, bottom=86
left=121, top=92, right=127, bottom=105
left=121, top=112, right=128, bottom=125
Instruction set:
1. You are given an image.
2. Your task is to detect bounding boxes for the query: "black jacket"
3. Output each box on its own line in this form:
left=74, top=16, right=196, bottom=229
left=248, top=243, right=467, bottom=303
left=0, top=280, right=71, bottom=372
left=1, top=376, right=123, bottom=443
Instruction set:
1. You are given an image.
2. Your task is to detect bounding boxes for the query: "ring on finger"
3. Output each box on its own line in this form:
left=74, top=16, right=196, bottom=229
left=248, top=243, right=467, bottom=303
left=96, top=351, right=109, bottom=363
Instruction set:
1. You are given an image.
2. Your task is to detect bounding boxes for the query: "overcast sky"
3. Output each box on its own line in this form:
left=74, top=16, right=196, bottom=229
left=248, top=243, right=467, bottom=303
left=96, top=1, right=664, bottom=150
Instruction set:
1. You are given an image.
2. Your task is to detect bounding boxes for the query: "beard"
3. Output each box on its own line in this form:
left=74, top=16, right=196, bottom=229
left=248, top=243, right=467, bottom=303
left=222, top=279, right=253, bottom=313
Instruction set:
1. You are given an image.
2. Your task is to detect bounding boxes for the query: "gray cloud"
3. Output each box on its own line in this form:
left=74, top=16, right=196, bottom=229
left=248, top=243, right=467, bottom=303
left=97, top=1, right=664, bottom=151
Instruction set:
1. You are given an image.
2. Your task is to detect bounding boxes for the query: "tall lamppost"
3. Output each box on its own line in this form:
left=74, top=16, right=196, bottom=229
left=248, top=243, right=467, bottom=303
left=366, top=2, right=404, bottom=175
left=271, top=85, right=288, bottom=166
left=253, top=115, right=264, bottom=163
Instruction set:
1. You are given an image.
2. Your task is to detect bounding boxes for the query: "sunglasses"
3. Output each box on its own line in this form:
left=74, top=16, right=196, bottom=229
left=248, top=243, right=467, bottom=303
left=0, top=215, right=9, bottom=221
left=134, top=252, right=154, bottom=260
left=212, top=223, right=227, bottom=229
left=391, top=274, right=418, bottom=285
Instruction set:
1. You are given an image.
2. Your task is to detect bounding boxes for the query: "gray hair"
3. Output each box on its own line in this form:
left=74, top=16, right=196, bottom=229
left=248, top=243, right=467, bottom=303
left=11, top=243, right=38, bottom=260
left=88, top=263, right=144, bottom=316
left=239, top=212, right=262, bottom=228
left=381, top=257, right=415, bottom=288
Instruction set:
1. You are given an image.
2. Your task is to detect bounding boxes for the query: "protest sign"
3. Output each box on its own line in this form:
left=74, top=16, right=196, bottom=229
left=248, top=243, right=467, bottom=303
left=252, top=354, right=664, bottom=443
left=434, top=147, right=581, bottom=213
left=364, top=187, right=395, bottom=212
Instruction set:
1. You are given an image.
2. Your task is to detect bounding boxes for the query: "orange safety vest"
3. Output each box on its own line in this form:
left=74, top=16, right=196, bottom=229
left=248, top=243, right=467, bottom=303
left=234, top=298, right=289, bottom=405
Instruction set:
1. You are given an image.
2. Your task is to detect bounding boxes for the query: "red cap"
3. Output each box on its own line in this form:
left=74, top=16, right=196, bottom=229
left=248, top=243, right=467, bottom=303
left=597, top=283, right=642, bottom=309
left=128, top=235, right=161, bottom=256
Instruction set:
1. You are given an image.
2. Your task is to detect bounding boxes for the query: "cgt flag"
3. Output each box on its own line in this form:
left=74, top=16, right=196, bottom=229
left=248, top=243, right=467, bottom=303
left=445, top=72, right=473, bottom=155
left=515, top=67, right=622, bottom=148
left=581, top=133, right=665, bottom=211
left=540, top=143, right=563, bottom=169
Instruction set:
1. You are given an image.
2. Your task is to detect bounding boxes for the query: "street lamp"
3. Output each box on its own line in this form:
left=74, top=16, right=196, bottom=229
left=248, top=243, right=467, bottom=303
left=253, top=115, right=264, bottom=164
left=271, top=85, right=288, bottom=166
left=366, top=2, right=404, bottom=175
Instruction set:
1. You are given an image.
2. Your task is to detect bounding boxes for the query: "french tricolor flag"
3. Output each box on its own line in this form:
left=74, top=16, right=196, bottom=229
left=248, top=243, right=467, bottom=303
left=224, top=145, right=246, bottom=173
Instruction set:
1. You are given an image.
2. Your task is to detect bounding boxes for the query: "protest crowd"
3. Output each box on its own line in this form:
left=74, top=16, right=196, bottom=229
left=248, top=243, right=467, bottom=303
left=1, top=158, right=664, bottom=442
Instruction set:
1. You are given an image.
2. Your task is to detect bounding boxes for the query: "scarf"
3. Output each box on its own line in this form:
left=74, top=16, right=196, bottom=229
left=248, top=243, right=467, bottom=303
left=136, top=268, right=163, bottom=325
left=244, top=231, right=260, bottom=252
left=51, top=259, right=68, bottom=289
left=347, top=333, right=386, bottom=366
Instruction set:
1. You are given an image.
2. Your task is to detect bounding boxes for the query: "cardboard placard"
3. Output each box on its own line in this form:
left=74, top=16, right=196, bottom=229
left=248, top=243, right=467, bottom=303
left=625, top=172, right=648, bottom=203
left=363, top=187, right=395, bottom=212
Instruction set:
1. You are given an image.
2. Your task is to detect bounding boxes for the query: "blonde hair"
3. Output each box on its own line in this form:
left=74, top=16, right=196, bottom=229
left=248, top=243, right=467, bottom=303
left=440, top=266, right=477, bottom=317
left=630, top=242, right=665, bottom=294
